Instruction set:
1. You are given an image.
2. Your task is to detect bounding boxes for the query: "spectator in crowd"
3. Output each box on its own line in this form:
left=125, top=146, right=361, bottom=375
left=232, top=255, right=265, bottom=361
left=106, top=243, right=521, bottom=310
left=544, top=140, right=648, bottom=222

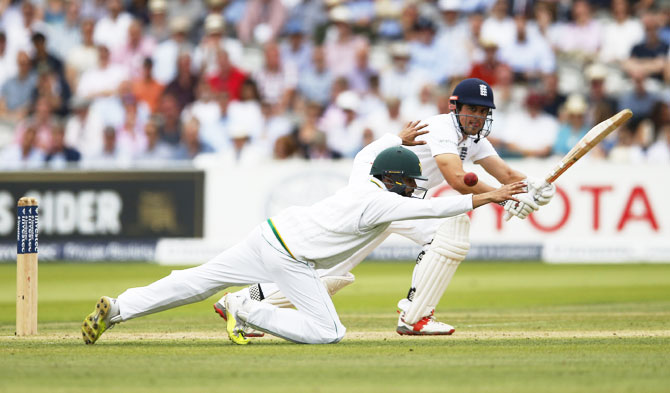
left=554, top=0, right=602, bottom=64
left=132, top=58, right=163, bottom=114
left=93, top=0, right=132, bottom=52
left=540, top=72, right=566, bottom=118
left=32, top=65, right=71, bottom=117
left=167, top=0, right=205, bottom=28
left=323, top=6, right=368, bottom=78
left=618, top=72, right=660, bottom=125
left=480, top=0, right=515, bottom=48
left=598, top=0, right=644, bottom=65
left=14, top=95, right=59, bottom=152
left=608, top=125, right=645, bottom=163
left=498, top=13, right=555, bottom=83
left=64, top=96, right=104, bottom=156
left=464, top=10, right=486, bottom=64
left=46, top=0, right=83, bottom=62
left=400, top=83, right=438, bottom=122
left=623, top=12, right=668, bottom=81
left=208, top=49, right=247, bottom=101
left=151, top=16, right=192, bottom=85
left=365, top=96, right=405, bottom=140
left=408, top=18, right=445, bottom=85
left=279, top=22, right=312, bottom=75
left=76, top=45, right=128, bottom=101
left=347, top=46, right=376, bottom=95
left=228, top=79, right=264, bottom=144
left=253, top=42, right=297, bottom=113
left=434, top=0, right=471, bottom=82
left=323, top=90, right=366, bottom=158
left=227, top=124, right=266, bottom=165
left=647, top=125, right=670, bottom=163
left=553, top=94, right=590, bottom=156
left=237, top=0, right=287, bottom=45
left=585, top=63, right=617, bottom=126
left=257, top=100, right=294, bottom=155
left=182, top=80, right=222, bottom=148
left=164, top=52, right=197, bottom=112
left=156, top=94, right=183, bottom=146
left=297, top=46, right=333, bottom=107
left=0, top=31, right=17, bottom=89
left=0, top=51, right=37, bottom=122
left=2, top=1, right=44, bottom=60
left=0, top=124, right=45, bottom=169
left=193, top=13, right=244, bottom=77
left=112, top=18, right=156, bottom=80
left=379, top=42, right=427, bottom=100
left=30, top=30, right=68, bottom=89
left=45, top=121, right=81, bottom=168
left=136, top=116, right=175, bottom=162
left=468, top=40, right=505, bottom=86
left=146, top=0, right=171, bottom=43
left=174, top=117, right=215, bottom=160
left=500, top=91, right=559, bottom=158
left=65, top=19, right=98, bottom=91
left=116, top=97, right=148, bottom=157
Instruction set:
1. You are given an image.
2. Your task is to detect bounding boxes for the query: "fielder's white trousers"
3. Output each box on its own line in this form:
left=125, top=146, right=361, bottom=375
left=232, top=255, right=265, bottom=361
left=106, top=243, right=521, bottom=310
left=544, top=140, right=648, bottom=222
left=117, top=223, right=346, bottom=344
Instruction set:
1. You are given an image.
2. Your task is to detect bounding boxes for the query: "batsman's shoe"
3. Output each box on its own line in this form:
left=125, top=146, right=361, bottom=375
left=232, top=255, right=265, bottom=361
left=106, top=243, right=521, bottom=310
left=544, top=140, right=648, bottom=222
left=396, top=311, right=455, bottom=336
left=223, top=294, right=250, bottom=345
left=213, top=302, right=264, bottom=337
left=81, top=296, right=119, bottom=344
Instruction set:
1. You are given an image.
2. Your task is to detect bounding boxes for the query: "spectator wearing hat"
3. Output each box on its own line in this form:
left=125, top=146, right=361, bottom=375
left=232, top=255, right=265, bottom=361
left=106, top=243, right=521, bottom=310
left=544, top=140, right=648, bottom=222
left=598, top=0, right=644, bottom=64
left=0, top=51, right=37, bottom=122
left=207, top=49, right=247, bottom=101
left=585, top=63, right=617, bottom=126
left=112, top=19, right=157, bottom=80
left=237, top=0, right=288, bottom=45
left=379, top=42, right=428, bottom=101
left=500, top=91, right=559, bottom=158
left=167, top=0, right=205, bottom=27
left=323, top=90, right=366, bottom=158
left=93, top=0, right=133, bottom=52
left=298, top=46, right=334, bottom=106
left=193, top=13, right=243, bottom=78
left=498, top=13, right=555, bottom=83
left=468, top=39, right=505, bottom=86
left=553, top=94, right=590, bottom=156
left=323, top=6, right=369, bottom=78
left=65, top=19, right=98, bottom=91
left=152, top=16, right=192, bottom=85
left=623, top=12, right=668, bottom=81
left=145, top=0, right=171, bottom=43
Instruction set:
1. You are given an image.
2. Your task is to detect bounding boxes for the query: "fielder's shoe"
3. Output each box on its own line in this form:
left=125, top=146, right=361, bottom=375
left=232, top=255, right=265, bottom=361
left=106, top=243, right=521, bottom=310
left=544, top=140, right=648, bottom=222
left=222, top=293, right=251, bottom=345
left=396, top=310, right=455, bottom=336
left=214, top=301, right=265, bottom=337
left=81, top=296, right=119, bottom=344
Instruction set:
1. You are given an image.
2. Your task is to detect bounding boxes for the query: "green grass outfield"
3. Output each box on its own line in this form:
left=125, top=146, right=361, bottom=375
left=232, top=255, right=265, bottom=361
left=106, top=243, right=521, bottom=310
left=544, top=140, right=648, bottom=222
left=1, top=261, right=669, bottom=393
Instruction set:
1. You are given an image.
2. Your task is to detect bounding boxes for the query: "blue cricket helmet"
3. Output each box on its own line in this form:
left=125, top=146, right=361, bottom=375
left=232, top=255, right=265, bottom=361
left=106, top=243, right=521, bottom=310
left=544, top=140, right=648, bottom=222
left=449, top=78, right=496, bottom=109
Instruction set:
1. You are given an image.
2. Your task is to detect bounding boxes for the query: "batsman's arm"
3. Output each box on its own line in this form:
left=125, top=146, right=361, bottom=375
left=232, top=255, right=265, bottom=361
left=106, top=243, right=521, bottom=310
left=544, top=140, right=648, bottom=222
left=435, top=153, right=501, bottom=195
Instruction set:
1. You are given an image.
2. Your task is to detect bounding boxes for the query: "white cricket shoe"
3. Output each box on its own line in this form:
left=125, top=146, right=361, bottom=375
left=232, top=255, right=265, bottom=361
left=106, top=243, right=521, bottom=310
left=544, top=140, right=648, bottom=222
left=214, top=299, right=264, bottom=338
left=396, top=310, right=455, bottom=336
left=222, top=293, right=252, bottom=345
left=81, top=296, right=120, bottom=344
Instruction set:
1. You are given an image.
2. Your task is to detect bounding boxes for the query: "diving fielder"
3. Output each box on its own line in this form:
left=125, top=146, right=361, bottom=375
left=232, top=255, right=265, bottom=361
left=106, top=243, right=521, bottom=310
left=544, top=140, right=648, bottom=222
left=215, top=78, right=557, bottom=336
left=82, top=145, right=525, bottom=344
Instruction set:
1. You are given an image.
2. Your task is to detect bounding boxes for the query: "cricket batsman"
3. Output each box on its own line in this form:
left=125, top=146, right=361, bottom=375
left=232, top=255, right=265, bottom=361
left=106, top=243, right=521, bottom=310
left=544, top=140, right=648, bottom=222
left=215, top=78, right=557, bottom=336
left=81, top=141, right=525, bottom=345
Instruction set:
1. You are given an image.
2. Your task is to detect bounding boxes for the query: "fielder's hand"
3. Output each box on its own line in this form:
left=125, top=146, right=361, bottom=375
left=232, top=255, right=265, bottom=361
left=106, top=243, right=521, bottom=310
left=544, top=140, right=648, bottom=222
left=503, top=189, right=539, bottom=221
left=399, top=120, right=428, bottom=146
left=527, top=177, right=556, bottom=206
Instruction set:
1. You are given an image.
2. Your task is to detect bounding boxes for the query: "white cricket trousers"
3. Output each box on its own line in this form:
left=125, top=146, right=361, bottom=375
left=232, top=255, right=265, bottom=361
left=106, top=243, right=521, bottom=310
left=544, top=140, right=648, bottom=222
left=116, top=222, right=346, bottom=344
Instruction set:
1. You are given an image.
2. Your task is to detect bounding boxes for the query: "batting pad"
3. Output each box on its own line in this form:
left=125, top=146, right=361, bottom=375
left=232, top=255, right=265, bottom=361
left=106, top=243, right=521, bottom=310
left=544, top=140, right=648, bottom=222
left=403, top=214, right=470, bottom=325
left=259, top=273, right=355, bottom=309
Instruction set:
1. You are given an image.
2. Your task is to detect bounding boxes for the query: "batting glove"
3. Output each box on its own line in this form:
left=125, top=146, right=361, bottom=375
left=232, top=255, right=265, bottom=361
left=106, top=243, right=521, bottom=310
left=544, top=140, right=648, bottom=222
left=503, top=192, right=539, bottom=221
left=527, top=177, right=556, bottom=206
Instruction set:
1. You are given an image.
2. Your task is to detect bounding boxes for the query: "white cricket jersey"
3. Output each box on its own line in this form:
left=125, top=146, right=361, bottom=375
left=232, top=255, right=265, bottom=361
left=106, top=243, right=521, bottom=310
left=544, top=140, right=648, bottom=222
left=408, top=113, right=498, bottom=190
left=265, top=177, right=473, bottom=269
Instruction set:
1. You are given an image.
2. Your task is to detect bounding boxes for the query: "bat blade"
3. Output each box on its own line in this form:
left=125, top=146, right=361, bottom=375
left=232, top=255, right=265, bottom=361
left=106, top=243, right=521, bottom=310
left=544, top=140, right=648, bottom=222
left=545, top=109, right=633, bottom=184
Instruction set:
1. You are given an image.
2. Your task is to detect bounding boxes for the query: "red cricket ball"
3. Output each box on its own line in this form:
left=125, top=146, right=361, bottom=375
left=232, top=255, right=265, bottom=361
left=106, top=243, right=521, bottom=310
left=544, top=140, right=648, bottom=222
left=464, top=172, right=478, bottom=187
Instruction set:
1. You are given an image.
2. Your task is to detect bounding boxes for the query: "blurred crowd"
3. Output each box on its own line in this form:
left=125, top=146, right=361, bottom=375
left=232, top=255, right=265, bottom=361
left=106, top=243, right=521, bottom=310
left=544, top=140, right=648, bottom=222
left=1, top=0, right=670, bottom=170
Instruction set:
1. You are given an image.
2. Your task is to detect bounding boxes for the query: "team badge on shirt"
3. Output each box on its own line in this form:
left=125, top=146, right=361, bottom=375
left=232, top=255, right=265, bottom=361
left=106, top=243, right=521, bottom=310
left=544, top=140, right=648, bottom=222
left=459, top=146, right=468, bottom=161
